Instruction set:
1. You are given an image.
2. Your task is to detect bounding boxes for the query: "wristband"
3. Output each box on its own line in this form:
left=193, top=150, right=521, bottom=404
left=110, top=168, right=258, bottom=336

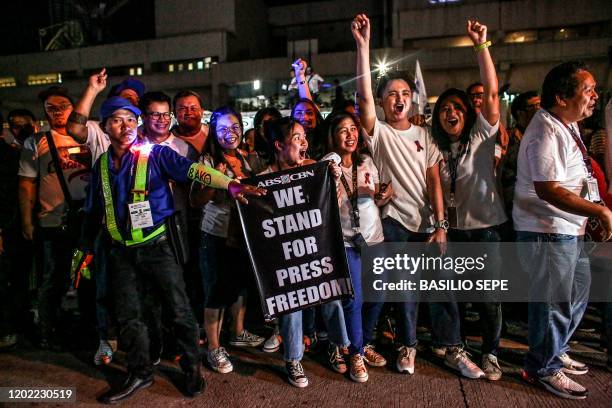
left=473, top=40, right=491, bottom=52
left=68, top=111, right=88, bottom=125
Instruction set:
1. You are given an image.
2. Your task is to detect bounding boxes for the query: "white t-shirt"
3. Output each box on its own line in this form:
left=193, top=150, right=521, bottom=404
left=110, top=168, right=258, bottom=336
left=156, top=134, right=189, bottom=157
left=85, top=120, right=110, bottom=164
left=18, top=131, right=92, bottom=228
left=337, top=156, right=384, bottom=246
left=440, top=113, right=507, bottom=229
left=513, top=110, right=588, bottom=235
left=307, top=73, right=324, bottom=94
left=364, top=119, right=442, bottom=233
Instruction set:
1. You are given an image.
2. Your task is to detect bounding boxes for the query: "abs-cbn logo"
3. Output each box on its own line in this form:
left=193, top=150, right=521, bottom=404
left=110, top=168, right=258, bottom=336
left=257, top=170, right=315, bottom=187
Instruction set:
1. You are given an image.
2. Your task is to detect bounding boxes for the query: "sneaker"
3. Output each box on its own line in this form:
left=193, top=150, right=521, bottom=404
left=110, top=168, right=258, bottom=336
left=523, top=370, right=587, bottom=400
left=94, top=340, right=113, bottom=366
left=363, top=344, right=386, bottom=367
left=229, top=330, right=265, bottom=348
left=286, top=361, right=308, bottom=388
left=559, top=353, right=588, bottom=375
left=263, top=332, right=282, bottom=353
left=340, top=346, right=349, bottom=356
left=396, top=346, right=416, bottom=374
left=350, top=354, right=369, bottom=383
left=445, top=347, right=484, bottom=379
left=431, top=346, right=447, bottom=358
left=482, top=354, right=502, bottom=381
left=0, top=334, right=18, bottom=349
left=207, top=347, right=233, bottom=374
left=328, top=345, right=348, bottom=374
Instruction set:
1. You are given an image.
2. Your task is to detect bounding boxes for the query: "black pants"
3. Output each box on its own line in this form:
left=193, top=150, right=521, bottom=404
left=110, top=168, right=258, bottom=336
left=0, top=226, right=33, bottom=336
left=108, top=238, right=199, bottom=378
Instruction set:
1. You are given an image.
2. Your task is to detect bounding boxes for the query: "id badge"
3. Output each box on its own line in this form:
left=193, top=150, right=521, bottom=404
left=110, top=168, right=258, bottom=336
left=128, top=201, right=154, bottom=229
left=585, top=177, right=601, bottom=202
left=447, top=206, right=458, bottom=228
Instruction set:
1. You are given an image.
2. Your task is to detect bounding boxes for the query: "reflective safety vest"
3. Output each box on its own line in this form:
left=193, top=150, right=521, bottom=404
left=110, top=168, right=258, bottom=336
left=100, top=148, right=166, bottom=246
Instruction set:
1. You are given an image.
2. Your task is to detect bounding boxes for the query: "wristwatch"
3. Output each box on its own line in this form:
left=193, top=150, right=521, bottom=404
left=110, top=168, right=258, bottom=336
left=433, top=219, right=449, bottom=232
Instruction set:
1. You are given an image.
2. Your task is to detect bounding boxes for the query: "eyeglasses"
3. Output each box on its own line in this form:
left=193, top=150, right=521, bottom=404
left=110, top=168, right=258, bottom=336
left=147, top=111, right=173, bottom=121
left=44, top=104, right=72, bottom=114
left=216, top=123, right=242, bottom=137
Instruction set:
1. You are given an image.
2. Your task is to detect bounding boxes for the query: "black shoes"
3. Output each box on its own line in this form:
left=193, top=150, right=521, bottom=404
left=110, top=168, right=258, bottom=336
left=98, top=375, right=154, bottom=404
left=184, top=367, right=206, bottom=397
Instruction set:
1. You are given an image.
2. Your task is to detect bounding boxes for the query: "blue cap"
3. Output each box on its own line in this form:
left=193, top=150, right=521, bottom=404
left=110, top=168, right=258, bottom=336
left=100, top=96, right=142, bottom=121
left=112, top=78, right=145, bottom=98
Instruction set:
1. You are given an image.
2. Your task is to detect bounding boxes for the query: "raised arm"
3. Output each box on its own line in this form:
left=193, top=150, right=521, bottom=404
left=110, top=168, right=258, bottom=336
left=67, top=68, right=108, bottom=143
left=292, top=58, right=313, bottom=101
left=352, top=14, right=376, bottom=135
left=467, top=20, right=499, bottom=126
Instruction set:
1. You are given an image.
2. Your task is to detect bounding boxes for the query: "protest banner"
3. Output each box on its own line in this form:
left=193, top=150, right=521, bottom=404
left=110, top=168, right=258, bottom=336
left=237, top=161, right=353, bottom=320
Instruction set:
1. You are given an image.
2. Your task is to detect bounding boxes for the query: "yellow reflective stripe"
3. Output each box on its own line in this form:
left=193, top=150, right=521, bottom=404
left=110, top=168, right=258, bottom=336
left=125, top=224, right=166, bottom=247
left=129, top=150, right=150, bottom=242
left=100, top=152, right=124, bottom=243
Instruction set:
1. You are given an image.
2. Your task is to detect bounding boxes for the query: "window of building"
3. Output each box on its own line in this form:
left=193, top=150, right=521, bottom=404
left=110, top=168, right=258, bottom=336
left=0, top=77, right=17, bottom=88
left=27, top=73, right=62, bottom=86
left=504, top=30, right=538, bottom=44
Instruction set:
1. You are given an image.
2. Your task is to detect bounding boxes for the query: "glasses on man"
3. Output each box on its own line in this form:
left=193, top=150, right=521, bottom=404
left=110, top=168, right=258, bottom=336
left=147, top=111, right=173, bottom=121
left=216, top=123, right=242, bottom=137
left=44, top=104, right=72, bottom=114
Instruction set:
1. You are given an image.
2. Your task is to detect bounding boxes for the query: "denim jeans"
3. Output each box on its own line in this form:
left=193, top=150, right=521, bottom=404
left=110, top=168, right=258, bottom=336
left=382, top=217, right=462, bottom=347
left=343, top=246, right=385, bottom=355
left=108, top=238, right=200, bottom=378
left=448, top=226, right=503, bottom=355
left=516, top=231, right=590, bottom=378
left=279, top=300, right=349, bottom=362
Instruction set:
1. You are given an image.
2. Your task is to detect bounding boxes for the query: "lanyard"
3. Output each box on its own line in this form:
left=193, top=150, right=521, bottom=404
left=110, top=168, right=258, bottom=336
left=547, top=110, right=593, bottom=177
left=339, top=162, right=360, bottom=229
left=447, top=142, right=468, bottom=205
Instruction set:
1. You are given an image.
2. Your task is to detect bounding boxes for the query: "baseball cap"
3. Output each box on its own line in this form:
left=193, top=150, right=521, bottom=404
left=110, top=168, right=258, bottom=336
left=100, top=96, right=142, bottom=121
left=110, top=78, right=146, bottom=98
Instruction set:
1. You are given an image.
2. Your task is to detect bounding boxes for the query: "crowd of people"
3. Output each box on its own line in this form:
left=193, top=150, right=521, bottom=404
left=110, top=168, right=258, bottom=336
left=0, top=14, right=611, bottom=404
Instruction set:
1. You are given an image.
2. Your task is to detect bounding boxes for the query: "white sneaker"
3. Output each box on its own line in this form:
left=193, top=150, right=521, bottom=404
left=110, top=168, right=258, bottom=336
left=286, top=361, right=308, bottom=388
left=263, top=331, right=282, bottom=353
left=396, top=346, right=416, bottom=374
left=349, top=354, right=369, bottom=383
left=207, top=347, right=233, bottom=374
left=559, top=353, right=588, bottom=375
left=444, top=347, right=484, bottom=379
left=539, top=371, right=587, bottom=399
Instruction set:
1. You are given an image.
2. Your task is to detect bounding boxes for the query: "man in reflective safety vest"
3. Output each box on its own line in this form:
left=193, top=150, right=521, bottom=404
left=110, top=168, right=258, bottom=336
left=83, top=97, right=265, bottom=404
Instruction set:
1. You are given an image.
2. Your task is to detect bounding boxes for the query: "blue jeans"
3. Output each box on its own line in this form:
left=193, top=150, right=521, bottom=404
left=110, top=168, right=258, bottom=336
left=516, top=231, right=590, bottom=378
left=343, top=247, right=384, bottom=355
left=448, top=226, right=503, bottom=355
left=382, top=217, right=462, bottom=347
left=279, top=300, right=349, bottom=362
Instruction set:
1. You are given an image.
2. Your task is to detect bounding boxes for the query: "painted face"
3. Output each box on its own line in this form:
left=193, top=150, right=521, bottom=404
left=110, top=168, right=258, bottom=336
left=468, top=85, right=484, bottom=111
left=438, top=95, right=467, bottom=140
left=563, top=70, right=598, bottom=122
left=334, top=118, right=359, bottom=156
left=215, top=114, right=242, bottom=150
left=278, top=123, right=308, bottom=167
left=43, top=95, right=73, bottom=129
left=105, top=109, right=139, bottom=147
left=380, top=79, right=412, bottom=123
left=143, top=101, right=172, bottom=136
left=118, top=89, right=139, bottom=107
left=175, top=95, right=203, bottom=130
left=293, top=102, right=317, bottom=131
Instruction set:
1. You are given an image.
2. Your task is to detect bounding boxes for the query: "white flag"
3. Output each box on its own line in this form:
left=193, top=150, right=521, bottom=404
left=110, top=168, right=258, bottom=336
left=413, top=60, right=428, bottom=116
